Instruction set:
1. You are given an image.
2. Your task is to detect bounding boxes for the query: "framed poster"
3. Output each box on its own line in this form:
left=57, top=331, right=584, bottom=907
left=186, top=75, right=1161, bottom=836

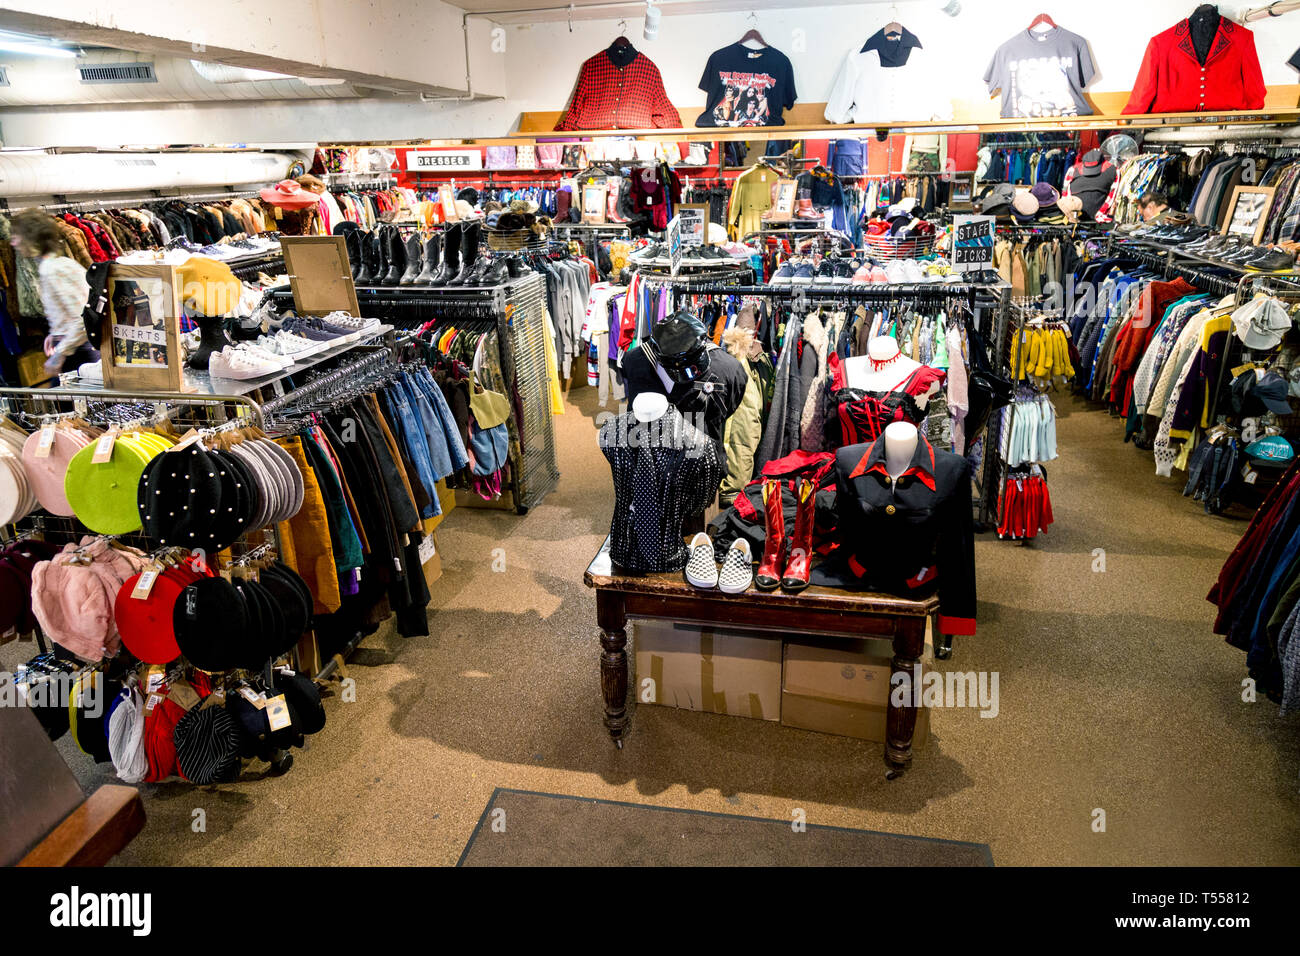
left=438, top=184, right=459, bottom=221
left=582, top=184, right=608, bottom=224
left=948, top=173, right=975, bottom=211
left=675, top=203, right=709, bottom=246
left=100, top=264, right=185, bottom=392
left=1222, top=186, right=1276, bottom=243
left=281, top=236, right=361, bottom=316
left=773, top=179, right=797, bottom=216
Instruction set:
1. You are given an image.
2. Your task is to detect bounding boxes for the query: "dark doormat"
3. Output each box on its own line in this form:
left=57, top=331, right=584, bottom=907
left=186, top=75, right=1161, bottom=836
left=458, top=788, right=993, bottom=866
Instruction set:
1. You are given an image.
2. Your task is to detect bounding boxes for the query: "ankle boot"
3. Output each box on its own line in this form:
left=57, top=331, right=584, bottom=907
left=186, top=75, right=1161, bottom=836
left=781, top=478, right=815, bottom=592
left=754, top=479, right=786, bottom=591
left=382, top=227, right=404, bottom=285
left=449, top=221, right=480, bottom=286
left=504, top=255, right=524, bottom=278
left=467, top=254, right=492, bottom=286
left=430, top=224, right=461, bottom=286
left=483, top=256, right=509, bottom=286
left=399, top=235, right=423, bottom=285
left=355, top=231, right=376, bottom=285
left=415, top=235, right=441, bottom=285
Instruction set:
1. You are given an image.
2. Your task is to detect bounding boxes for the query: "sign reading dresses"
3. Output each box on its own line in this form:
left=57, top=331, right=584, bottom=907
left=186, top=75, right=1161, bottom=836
left=406, top=150, right=482, bottom=172
left=951, top=215, right=995, bottom=272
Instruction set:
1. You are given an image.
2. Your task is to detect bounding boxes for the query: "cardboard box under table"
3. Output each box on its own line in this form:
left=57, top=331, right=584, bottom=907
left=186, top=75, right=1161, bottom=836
left=782, top=626, right=934, bottom=748
left=633, top=623, right=782, bottom=721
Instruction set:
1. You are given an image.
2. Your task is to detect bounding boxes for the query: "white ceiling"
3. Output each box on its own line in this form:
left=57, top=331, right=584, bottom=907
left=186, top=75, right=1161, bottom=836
left=447, top=0, right=883, bottom=24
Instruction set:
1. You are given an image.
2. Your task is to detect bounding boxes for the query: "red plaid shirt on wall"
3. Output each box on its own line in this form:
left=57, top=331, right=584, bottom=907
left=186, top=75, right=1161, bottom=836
left=555, top=51, right=682, bottom=131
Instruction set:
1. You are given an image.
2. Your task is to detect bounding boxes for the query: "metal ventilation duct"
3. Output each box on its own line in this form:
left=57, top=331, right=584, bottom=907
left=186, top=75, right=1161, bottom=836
left=0, top=50, right=367, bottom=106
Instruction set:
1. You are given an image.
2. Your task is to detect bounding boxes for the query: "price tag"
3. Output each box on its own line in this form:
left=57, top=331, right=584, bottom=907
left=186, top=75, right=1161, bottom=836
left=1241, top=464, right=1259, bottom=485
left=144, top=693, right=163, bottom=715
left=144, top=666, right=166, bottom=694
left=265, top=694, right=292, bottom=731
left=35, top=424, right=56, bottom=459
left=167, top=680, right=200, bottom=711
left=91, top=428, right=118, bottom=464
left=131, top=567, right=160, bottom=600
left=238, top=686, right=266, bottom=709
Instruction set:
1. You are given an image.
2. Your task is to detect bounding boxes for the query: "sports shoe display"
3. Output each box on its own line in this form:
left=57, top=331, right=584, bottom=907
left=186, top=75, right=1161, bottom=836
left=684, top=532, right=719, bottom=590
left=257, top=331, right=326, bottom=362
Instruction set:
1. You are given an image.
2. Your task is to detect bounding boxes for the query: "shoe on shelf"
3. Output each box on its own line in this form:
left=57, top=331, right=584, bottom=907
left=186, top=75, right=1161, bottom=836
left=791, top=262, right=816, bottom=284
left=851, top=263, right=873, bottom=284
left=781, top=478, right=815, bottom=593
left=208, top=346, right=282, bottom=380
left=281, top=317, right=351, bottom=345
left=770, top=261, right=795, bottom=285
left=233, top=341, right=292, bottom=369
left=717, top=538, right=754, bottom=595
left=257, top=331, right=326, bottom=362
left=684, top=532, right=719, bottom=590
left=1245, top=247, right=1297, bottom=272
left=320, top=312, right=381, bottom=336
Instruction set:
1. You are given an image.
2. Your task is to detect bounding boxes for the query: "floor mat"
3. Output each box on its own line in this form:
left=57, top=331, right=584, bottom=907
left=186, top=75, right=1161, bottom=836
left=458, top=788, right=994, bottom=866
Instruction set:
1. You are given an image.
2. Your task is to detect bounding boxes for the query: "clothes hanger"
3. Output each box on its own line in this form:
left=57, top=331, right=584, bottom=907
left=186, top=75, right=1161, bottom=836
left=738, top=12, right=767, bottom=48
left=883, top=3, right=904, bottom=34
left=1028, top=13, right=1058, bottom=31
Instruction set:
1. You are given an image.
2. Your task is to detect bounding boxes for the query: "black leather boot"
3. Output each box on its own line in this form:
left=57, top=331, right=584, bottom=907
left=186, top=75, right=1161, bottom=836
left=448, top=221, right=480, bottom=286
left=415, top=235, right=441, bottom=285
left=505, top=255, right=524, bottom=278
left=381, top=227, right=404, bottom=285
left=483, top=256, right=509, bottom=286
left=399, top=235, right=423, bottom=285
left=354, top=231, right=376, bottom=285
left=430, top=224, right=460, bottom=286
left=344, top=229, right=362, bottom=280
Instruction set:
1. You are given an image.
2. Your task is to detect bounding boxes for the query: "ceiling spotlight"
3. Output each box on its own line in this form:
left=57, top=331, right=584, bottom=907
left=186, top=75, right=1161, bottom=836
left=643, top=1, right=661, bottom=40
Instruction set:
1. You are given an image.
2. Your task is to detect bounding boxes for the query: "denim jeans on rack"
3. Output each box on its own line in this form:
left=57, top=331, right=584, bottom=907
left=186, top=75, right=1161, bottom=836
left=414, top=366, right=469, bottom=473
left=383, top=385, right=439, bottom=520
left=399, top=374, right=453, bottom=483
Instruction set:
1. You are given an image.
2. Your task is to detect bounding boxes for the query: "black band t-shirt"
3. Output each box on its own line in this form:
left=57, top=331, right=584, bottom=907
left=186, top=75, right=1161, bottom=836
left=696, top=43, right=796, bottom=127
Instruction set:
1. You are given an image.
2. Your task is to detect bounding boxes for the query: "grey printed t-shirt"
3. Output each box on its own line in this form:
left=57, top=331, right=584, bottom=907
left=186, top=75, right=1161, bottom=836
left=984, top=27, right=1096, bottom=118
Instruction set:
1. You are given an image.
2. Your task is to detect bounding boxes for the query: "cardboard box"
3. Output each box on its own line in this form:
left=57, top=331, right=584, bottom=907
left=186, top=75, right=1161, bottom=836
left=422, top=480, right=457, bottom=533
left=16, top=349, right=53, bottom=387
left=633, top=622, right=782, bottom=721
left=419, top=531, right=442, bottom=588
left=780, top=622, right=934, bottom=747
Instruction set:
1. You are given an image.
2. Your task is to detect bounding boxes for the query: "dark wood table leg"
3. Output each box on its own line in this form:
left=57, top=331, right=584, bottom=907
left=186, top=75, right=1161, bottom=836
left=597, top=591, right=629, bottom=749
left=885, top=615, right=927, bottom=778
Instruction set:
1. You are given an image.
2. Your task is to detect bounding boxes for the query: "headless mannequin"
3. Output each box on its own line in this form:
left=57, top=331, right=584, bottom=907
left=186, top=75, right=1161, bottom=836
left=884, top=421, right=919, bottom=479
left=632, top=392, right=669, bottom=423
left=1189, top=4, right=1220, bottom=66
left=844, top=336, right=921, bottom=392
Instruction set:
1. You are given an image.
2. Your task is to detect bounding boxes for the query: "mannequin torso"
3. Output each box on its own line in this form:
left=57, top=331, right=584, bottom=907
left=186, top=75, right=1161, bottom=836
left=884, top=421, right=919, bottom=479
left=843, top=336, right=921, bottom=392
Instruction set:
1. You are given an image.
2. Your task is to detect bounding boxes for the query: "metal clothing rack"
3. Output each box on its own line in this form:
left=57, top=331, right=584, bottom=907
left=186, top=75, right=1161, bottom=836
left=268, top=276, right=559, bottom=513
left=7, top=189, right=266, bottom=215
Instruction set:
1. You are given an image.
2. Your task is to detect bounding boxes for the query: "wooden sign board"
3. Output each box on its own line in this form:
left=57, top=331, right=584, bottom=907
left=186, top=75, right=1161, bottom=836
left=280, top=235, right=361, bottom=317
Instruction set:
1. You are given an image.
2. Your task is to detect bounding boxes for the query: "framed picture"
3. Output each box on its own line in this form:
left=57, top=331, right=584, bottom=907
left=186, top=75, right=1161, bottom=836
left=582, top=184, right=607, bottom=224
left=281, top=236, right=361, bottom=316
left=948, top=173, right=975, bottom=211
left=773, top=178, right=798, bottom=216
left=438, top=184, right=459, bottom=221
left=100, top=264, right=185, bottom=392
left=676, top=203, right=709, bottom=246
left=1222, top=186, right=1276, bottom=243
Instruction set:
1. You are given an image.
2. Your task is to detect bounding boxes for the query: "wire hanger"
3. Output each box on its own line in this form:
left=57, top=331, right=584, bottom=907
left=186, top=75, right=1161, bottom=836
left=738, top=11, right=767, bottom=47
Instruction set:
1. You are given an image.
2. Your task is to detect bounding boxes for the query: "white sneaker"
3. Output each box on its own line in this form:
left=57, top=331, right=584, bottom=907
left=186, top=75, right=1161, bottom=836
left=209, top=346, right=282, bottom=380
left=231, top=341, right=292, bottom=369
left=258, top=331, right=327, bottom=361
left=321, top=312, right=381, bottom=335
left=684, top=532, right=718, bottom=590
left=717, top=538, right=753, bottom=594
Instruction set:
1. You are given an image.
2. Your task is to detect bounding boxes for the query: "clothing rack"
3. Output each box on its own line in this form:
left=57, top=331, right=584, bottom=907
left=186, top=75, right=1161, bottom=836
left=8, top=189, right=265, bottom=215
left=268, top=276, right=558, bottom=513
left=258, top=347, right=394, bottom=418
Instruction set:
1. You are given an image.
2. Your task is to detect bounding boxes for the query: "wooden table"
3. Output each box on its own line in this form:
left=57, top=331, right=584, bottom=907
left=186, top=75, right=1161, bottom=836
left=583, top=541, right=939, bottom=777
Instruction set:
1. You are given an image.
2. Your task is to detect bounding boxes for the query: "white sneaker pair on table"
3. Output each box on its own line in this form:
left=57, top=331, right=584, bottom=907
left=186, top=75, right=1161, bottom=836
left=684, top=532, right=753, bottom=594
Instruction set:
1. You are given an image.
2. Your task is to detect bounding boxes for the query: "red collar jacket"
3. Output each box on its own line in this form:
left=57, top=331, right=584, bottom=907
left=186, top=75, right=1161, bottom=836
left=813, top=435, right=977, bottom=636
left=556, top=50, right=683, bottom=131
left=1123, top=18, right=1265, bottom=114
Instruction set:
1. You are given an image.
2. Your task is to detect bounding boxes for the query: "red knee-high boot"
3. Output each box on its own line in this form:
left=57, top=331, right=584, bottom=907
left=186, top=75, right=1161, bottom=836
left=754, top=478, right=786, bottom=591
left=781, top=478, right=815, bottom=592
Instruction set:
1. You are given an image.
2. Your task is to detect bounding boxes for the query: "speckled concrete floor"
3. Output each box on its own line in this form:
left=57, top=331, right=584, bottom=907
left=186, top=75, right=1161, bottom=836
left=27, top=386, right=1300, bottom=865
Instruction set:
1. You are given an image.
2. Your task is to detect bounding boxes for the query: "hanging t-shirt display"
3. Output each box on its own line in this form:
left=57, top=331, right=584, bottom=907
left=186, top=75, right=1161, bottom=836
left=695, top=43, right=796, bottom=127
left=983, top=26, right=1096, bottom=118
left=824, top=26, right=952, bottom=123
